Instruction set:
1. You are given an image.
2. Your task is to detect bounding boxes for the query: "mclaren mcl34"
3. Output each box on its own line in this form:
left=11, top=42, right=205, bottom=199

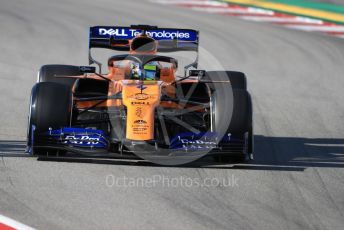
left=26, top=25, right=253, bottom=165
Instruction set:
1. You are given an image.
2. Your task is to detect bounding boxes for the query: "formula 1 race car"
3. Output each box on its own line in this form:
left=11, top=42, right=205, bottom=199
left=26, top=25, right=253, bottom=165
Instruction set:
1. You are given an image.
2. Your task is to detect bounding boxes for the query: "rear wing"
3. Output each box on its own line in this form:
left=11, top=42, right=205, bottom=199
left=88, top=25, right=199, bottom=73
left=89, top=26, right=199, bottom=51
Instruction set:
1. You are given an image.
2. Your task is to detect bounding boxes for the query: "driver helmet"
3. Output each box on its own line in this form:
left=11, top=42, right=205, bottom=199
left=130, top=61, right=159, bottom=80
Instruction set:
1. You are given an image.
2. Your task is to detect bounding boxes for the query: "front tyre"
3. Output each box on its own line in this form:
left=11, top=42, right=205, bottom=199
left=212, top=88, right=253, bottom=163
left=27, top=82, right=72, bottom=155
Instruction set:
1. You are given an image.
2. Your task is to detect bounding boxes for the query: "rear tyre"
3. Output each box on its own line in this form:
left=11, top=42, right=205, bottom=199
left=206, top=71, right=247, bottom=90
left=38, top=64, right=82, bottom=88
left=27, top=82, right=72, bottom=155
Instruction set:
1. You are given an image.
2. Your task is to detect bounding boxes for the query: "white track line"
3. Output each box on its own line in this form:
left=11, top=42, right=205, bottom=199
left=285, top=25, right=344, bottom=32
left=294, top=17, right=324, bottom=24
left=152, top=0, right=228, bottom=6
left=0, top=215, right=35, bottom=230
left=189, top=6, right=269, bottom=14
left=240, top=16, right=324, bottom=24
left=152, top=0, right=344, bottom=39
left=247, top=7, right=274, bottom=15
left=188, top=6, right=274, bottom=15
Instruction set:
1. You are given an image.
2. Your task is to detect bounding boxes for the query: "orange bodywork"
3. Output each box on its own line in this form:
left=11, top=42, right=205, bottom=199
left=122, top=81, right=160, bottom=140
left=75, top=62, right=181, bottom=108
left=73, top=67, right=199, bottom=141
left=73, top=35, right=200, bottom=140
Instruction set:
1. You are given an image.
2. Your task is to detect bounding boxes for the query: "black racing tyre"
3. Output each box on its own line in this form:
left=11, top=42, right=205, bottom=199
left=208, top=74, right=234, bottom=139
left=206, top=71, right=247, bottom=90
left=247, top=93, right=254, bottom=155
left=210, top=88, right=251, bottom=136
left=228, top=89, right=252, bottom=134
left=38, top=64, right=82, bottom=88
left=27, top=82, right=72, bottom=155
left=210, top=82, right=253, bottom=163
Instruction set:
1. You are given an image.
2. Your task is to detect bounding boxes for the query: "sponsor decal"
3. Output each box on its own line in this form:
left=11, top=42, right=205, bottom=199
left=127, top=93, right=151, bottom=100
left=47, top=128, right=108, bottom=148
left=137, top=84, right=147, bottom=91
left=134, top=120, right=147, bottom=124
left=131, top=101, right=150, bottom=105
left=132, top=119, right=149, bottom=135
left=131, top=30, right=190, bottom=39
left=132, top=122, right=149, bottom=134
left=135, top=93, right=148, bottom=100
left=99, top=28, right=129, bottom=36
left=135, top=107, right=145, bottom=118
left=170, top=132, right=219, bottom=150
left=173, top=139, right=217, bottom=150
left=169, top=132, right=236, bottom=150
left=132, top=127, right=148, bottom=134
left=79, top=66, right=96, bottom=73
left=64, top=135, right=100, bottom=145
left=98, top=28, right=191, bottom=39
left=92, top=27, right=198, bottom=41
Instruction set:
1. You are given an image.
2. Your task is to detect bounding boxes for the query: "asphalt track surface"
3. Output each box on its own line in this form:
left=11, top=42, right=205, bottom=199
left=0, top=0, right=344, bottom=229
